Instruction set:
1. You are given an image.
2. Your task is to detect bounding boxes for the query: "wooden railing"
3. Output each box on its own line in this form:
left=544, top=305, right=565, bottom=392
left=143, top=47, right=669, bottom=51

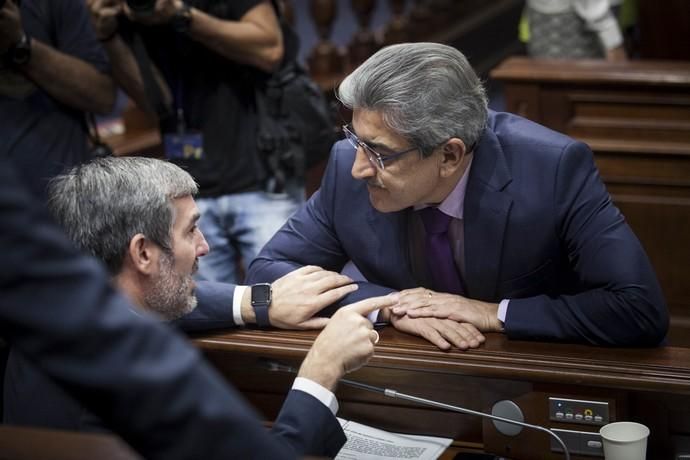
left=194, top=327, right=690, bottom=459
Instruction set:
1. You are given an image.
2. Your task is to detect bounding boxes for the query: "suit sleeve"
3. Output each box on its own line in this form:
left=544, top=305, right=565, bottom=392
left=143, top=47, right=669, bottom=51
left=246, top=141, right=396, bottom=311
left=173, top=281, right=238, bottom=332
left=505, top=141, right=668, bottom=346
left=0, top=159, right=340, bottom=459
left=272, top=390, right=347, bottom=457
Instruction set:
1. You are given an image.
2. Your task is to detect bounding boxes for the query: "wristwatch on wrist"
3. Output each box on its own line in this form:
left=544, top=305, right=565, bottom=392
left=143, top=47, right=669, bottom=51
left=171, top=2, right=193, bottom=33
left=251, top=283, right=272, bottom=327
left=7, top=33, right=32, bottom=66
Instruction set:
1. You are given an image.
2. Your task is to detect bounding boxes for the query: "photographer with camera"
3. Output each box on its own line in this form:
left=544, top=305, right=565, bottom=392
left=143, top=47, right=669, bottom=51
left=88, top=0, right=301, bottom=285
left=0, top=0, right=116, bottom=199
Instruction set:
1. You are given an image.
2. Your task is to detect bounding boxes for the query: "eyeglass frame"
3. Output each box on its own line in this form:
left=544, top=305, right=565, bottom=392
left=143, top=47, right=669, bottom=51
left=342, top=124, right=419, bottom=170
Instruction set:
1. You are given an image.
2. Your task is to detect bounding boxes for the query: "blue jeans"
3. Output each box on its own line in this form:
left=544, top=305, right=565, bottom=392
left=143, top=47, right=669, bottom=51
left=195, top=183, right=303, bottom=284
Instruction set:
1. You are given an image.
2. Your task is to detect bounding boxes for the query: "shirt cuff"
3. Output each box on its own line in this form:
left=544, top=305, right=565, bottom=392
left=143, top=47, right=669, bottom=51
left=292, top=377, right=339, bottom=415
left=497, top=299, right=510, bottom=324
left=233, top=285, right=247, bottom=326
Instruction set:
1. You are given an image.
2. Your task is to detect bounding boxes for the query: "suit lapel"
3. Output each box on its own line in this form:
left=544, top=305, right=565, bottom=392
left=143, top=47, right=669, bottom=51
left=364, top=206, right=418, bottom=289
left=463, top=125, right=513, bottom=301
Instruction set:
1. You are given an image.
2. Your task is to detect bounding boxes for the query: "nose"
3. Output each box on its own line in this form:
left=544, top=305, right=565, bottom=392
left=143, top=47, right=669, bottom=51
left=351, top=146, right=377, bottom=180
left=197, top=231, right=210, bottom=258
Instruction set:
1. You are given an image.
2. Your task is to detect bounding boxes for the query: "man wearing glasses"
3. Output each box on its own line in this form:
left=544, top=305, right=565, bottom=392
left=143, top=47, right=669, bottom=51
left=247, top=42, right=668, bottom=349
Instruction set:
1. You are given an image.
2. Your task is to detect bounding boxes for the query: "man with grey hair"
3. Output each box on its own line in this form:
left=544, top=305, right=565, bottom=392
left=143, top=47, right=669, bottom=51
left=5, top=156, right=389, bottom=441
left=247, top=42, right=668, bottom=348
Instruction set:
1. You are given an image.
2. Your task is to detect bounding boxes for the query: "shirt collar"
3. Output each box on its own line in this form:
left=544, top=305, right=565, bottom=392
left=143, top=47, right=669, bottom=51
left=414, top=156, right=473, bottom=219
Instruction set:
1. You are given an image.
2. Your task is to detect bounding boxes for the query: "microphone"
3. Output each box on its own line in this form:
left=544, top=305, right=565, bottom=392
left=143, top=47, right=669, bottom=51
left=260, top=358, right=571, bottom=460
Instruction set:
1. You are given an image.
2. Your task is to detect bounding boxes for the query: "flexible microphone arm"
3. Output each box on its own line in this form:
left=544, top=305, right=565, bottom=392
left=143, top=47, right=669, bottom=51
left=261, top=359, right=570, bottom=460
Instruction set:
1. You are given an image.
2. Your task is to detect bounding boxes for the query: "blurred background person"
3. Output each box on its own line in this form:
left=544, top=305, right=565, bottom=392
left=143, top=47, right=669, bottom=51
left=521, top=0, right=627, bottom=60
left=0, top=0, right=115, bottom=200
left=87, top=0, right=301, bottom=285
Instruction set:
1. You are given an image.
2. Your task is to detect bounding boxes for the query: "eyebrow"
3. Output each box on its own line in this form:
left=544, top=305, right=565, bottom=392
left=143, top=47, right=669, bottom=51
left=186, top=212, right=201, bottom=230
left=352, top=129, right=398, bottom=154
left=365, top=140, right=397, bottom=153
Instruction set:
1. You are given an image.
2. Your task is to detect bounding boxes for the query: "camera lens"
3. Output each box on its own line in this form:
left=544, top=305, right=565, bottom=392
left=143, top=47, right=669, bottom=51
left=125, top=0, right=156, bottom=14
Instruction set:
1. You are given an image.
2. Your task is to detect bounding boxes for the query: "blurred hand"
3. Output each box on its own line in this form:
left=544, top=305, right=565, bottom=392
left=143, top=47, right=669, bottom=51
left=124, top=0, right=181, bottom=25
left=606, top=46, right=627, bottom=62
left=0, top=0, right=23, bottom=53
left=390, top=314, right=485, bottom=351
left=269, top=266, right=358, bottom=330
left=298, top=295, right=396, bottom=391
left=85, top=0, right=122, bottom=41
left=391, top=287, right=502, bottom=333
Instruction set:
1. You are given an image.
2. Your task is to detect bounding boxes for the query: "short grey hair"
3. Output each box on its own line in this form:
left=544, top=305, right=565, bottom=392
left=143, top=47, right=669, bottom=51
left=337, top=42, right=488, bottom=156
left=48, top=156, right=198, bottom=275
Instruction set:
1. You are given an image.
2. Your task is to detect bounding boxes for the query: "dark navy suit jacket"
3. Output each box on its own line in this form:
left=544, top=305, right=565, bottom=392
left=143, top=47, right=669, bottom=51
left=247, top=111, right=668, bottom=346
left=4, top=283, right=265, bottom=430
left=0, top=158, right=345, bottom=459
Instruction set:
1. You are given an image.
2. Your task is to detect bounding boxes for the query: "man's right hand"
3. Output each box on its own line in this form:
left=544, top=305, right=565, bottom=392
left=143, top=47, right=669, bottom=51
left=86, top=0, right=122, bottom=41
left=268, top=265, right=358, bottom=329
left=297, top=295, right=396, bottom=391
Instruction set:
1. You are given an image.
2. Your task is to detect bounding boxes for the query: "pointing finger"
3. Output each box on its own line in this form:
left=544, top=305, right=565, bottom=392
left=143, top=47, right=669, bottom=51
left=343, top=294, right=397, bottom=317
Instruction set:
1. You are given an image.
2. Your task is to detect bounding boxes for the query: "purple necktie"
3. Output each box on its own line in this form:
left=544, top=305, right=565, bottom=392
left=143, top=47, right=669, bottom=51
left=419, top=207, right=464, bottom=295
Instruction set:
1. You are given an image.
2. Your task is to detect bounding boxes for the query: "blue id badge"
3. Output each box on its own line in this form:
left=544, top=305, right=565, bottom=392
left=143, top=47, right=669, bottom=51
left=163, top=132, right=204, bottom=160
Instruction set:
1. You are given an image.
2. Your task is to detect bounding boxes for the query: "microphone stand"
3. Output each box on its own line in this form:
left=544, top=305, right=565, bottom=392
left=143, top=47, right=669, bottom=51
left=261, top=359, right=570, bottom=460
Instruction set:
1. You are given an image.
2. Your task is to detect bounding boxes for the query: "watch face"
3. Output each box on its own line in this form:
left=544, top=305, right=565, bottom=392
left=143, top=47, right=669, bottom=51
left=172, top=4, right=192, bottom=33
left=10, top=35, right=31, bottom=65
left=12, top=47, right=30, bottom=65
left=251, top=283, right=271, bottom=305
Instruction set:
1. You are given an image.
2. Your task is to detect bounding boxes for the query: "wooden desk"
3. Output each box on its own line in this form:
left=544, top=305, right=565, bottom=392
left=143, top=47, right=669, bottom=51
left=490, top=57, right=690, bottom=347
left=0, top=426, right=140, bottom=460
left=194, top=328, right=690, bottom=460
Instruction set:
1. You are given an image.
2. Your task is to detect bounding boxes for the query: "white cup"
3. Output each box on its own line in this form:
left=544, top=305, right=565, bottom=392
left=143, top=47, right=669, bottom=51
left=599, top=421, right=650, bottom=460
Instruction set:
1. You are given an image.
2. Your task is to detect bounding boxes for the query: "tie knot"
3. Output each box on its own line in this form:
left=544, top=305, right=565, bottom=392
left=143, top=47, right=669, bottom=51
left=419, top=207, right=452, bottom=234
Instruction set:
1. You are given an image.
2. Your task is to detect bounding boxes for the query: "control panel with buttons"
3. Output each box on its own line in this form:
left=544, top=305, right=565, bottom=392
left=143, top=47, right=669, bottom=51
left=549, top=397, right=609, bottom=426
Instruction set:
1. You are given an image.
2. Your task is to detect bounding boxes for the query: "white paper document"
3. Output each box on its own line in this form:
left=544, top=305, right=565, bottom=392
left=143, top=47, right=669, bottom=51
left=335, top=418, right=453, bottom=460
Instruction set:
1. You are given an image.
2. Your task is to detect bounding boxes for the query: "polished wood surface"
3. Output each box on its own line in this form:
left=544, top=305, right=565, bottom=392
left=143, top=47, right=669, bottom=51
left=194, top=327, right=690, bottom=459
left=0, top=426, right=140, bottom=460
left=491, top=57, right=690, bottom=347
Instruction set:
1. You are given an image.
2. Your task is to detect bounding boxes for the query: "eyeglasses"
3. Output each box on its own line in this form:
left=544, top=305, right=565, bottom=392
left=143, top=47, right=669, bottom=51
left=342, top=125, right=418, bottom=171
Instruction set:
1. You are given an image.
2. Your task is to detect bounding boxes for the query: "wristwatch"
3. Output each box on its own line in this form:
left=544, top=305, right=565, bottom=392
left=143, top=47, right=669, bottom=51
left=6, top=33, right=32, bottom=66
left=251, top=283, right=272, bottom=327
left=171, top=2, right=193, bottom=33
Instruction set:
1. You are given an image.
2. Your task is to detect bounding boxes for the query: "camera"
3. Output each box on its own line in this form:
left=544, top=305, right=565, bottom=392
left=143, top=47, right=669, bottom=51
left=125, top=0, right=156, bottom=14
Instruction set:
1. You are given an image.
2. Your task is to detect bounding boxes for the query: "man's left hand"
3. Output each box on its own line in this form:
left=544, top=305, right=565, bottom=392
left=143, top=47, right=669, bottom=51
left=390, top=314, right=485, bottom=351
left=391, top=287, right=503, bottom=333
left=0, top=0, right=23, bottom=53
left=266, top=265, right=358, bottom=330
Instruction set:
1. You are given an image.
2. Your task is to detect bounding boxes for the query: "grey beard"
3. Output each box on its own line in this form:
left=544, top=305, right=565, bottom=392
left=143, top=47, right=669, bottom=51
left=144, top=252, right=197, bottom=321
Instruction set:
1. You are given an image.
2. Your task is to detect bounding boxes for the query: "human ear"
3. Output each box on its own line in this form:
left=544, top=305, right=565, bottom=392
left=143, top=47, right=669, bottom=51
left=127, top=234, right=159, bottom=275
left=438, top=138, right=467, bottom=178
